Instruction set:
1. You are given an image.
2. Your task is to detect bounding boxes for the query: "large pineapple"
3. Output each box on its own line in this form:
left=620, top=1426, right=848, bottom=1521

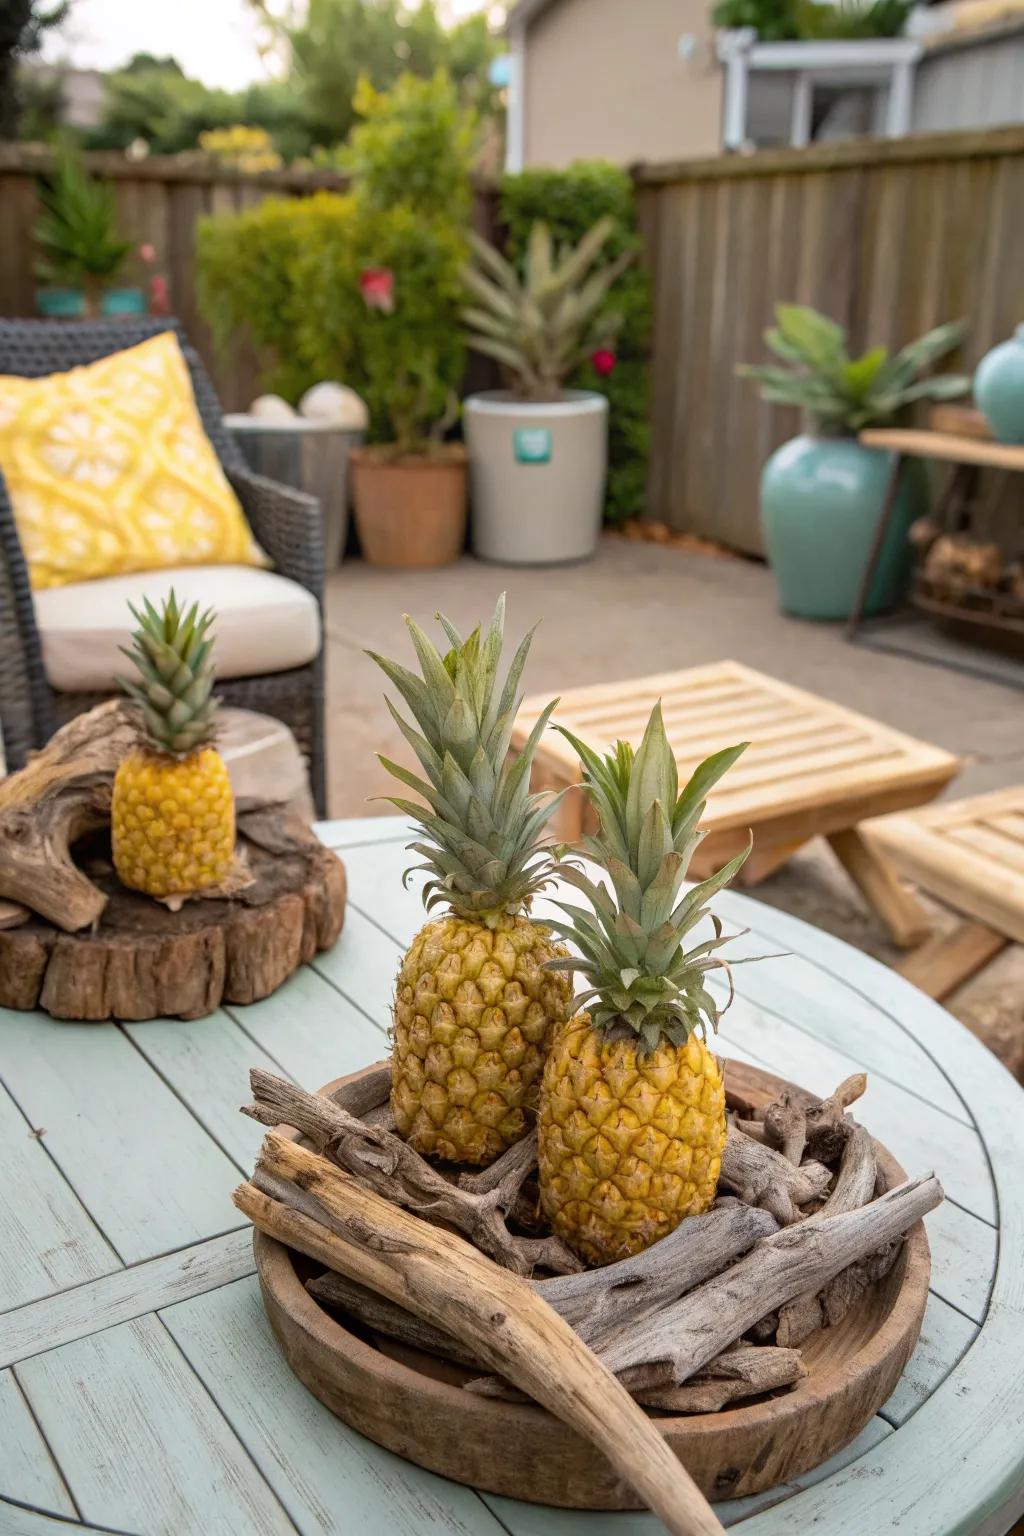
left=538, top=705, right=750, bottom=1266
left=112, top=591, right=235, bottom=898
left=368, top=597, right=571, bottom=1167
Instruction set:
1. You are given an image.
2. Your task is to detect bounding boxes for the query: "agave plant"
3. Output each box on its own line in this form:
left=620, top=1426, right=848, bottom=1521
left=739, top=305, right=970, bottom=434
left=462, top=217, right=634, bottom=403
left=34, top=145, right=133, bottom=310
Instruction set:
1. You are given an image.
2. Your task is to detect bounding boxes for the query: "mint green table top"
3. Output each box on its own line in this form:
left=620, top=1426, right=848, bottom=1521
left=1, top=817, right=1022, bottom=1536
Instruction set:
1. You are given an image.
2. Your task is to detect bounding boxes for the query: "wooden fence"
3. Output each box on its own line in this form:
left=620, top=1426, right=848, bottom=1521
left=633, top=125, right=1024, bottom=553
left=2, top=131, right=1024, bottom=551
left=0, top=146, right=352, bottom=408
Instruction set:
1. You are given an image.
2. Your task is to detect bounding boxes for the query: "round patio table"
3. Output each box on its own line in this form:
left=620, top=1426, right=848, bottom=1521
left=0, top=816, right=1021, bottom=1536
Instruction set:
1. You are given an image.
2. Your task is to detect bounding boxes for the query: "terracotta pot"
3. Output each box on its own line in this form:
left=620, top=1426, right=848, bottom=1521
left=350, top=446, right=466, bottom=569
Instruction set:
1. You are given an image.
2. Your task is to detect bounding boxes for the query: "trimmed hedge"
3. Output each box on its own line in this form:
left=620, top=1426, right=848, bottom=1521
left=499, top=162, right=652, bottom=524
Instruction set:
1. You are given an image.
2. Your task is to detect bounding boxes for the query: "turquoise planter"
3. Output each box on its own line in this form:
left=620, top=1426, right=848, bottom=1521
left=760, top=435, right=927, bottom=621
left=101, top=287, right=146, bottom=316
left=974, top=324, right=1024, bottom=445
left=36, top=288, right=85, bottom=317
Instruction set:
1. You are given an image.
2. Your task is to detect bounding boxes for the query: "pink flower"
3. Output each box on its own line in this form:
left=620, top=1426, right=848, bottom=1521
left=360, top=267, right=395, bottom=314
left=591, top=348, right=617, bottom=377
left=149, top=274, right=170, bottom=314
left=138, top=243, right=157, bottom=264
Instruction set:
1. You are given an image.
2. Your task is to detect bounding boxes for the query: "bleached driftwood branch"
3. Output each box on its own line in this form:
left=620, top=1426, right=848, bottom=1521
left=243, top=1068, right=580, bottom=1277
left=237, top=1132, right=727, bottom=1536
left=719, top=1126, right=832, bottom=1224
left=599, top=1172, right=941, bottom=1391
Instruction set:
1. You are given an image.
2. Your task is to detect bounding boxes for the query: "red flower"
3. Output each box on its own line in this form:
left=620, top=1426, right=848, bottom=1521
left=360, top=267, right=395, bottom=314
left=149, top=274, right=170, bottom=315
left=138, top=243, right=157, bottom=264
left=591, top=348, right=616, bottom=377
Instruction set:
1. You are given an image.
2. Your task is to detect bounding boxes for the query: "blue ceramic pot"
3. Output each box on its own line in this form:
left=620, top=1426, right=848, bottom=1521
left=760, top=434, right=928, bottom=621
left=101, top=287, right=146, bottom=316
left=36, top=288, right=85, bottom=317
left=974, top=325, right=1024, bottom=445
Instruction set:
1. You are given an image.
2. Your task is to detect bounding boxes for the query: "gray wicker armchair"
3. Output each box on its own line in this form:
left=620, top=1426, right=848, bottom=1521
left=0, top=317, right=326, bottom=814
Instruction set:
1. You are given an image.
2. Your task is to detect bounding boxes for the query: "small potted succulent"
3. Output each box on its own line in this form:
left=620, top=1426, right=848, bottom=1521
left=740, top=306, right=970, bottom=620
left=34, top=146, right=141, bottom=318
left=462, top=217, right=633, bottom=566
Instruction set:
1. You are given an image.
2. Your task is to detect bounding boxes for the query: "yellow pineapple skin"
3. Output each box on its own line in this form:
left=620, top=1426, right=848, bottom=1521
left=538, top=1014, right=727, bottom=1266
left=391, top=914, right=572, bottom=1167
left=112, top=747, right=235, bottom=897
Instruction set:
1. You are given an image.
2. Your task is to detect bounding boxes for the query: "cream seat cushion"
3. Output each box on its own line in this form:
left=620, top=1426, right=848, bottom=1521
left=35, top=566, right=320, bottom=693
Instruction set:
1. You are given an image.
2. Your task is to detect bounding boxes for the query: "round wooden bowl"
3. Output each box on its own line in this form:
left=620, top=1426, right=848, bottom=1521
left=253, top=1060, right=930, bottom=1508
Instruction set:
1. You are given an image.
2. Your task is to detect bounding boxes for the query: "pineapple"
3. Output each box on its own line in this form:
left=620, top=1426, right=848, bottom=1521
left=111, top=591, right=235, bottom=898
left=537, top=705, right=750, bottom=1266
left=368, top=596, right=572, bottom=1167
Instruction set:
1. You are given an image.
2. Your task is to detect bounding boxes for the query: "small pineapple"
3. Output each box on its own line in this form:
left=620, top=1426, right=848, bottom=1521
left=538, top=706, right=750, bottom=1266
left=111, top=591, right=235, bottom=898
left=368, top=596, right=572, bottom=1167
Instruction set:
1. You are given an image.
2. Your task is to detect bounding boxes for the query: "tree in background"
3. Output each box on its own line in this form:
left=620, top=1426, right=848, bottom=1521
left=252, top=0, right=498, bottom=150
left=0, top=0, right=70, bottom=139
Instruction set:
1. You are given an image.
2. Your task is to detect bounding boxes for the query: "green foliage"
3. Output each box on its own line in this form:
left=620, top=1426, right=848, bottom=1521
left=0, top=0, right=70, bottom=139
left=499, top=162, right=652, bottom=523
left=345, top=70, right=475, bottom=220
left=712, top=0, right=910, bottom=38
left=34, top=142, right=132, bottom=288
left=463, top=217, right=632, bottom=402
left=16, top=60, right=64, bottom=141
left=197, top=69, right=470, bottom=453
left=255, top=0, right=498, bottom=152
left=739, top=304, right=971, bottom=433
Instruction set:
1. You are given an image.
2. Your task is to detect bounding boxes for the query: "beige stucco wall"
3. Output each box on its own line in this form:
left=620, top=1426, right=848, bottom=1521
left=522, top=0, right=723, bottom=167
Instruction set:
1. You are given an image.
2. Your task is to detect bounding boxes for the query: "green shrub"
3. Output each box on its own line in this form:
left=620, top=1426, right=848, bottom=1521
left=499, top=162, right=652, bottom=524
left=196, top=69, right=470, bottom=450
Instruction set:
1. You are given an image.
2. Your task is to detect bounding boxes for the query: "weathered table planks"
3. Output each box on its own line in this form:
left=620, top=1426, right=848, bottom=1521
left=0, top=816, right=1021, bottom=1536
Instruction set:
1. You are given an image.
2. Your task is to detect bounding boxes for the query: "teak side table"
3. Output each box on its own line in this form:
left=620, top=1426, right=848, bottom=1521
left=512, top=660, right=961, bottom=947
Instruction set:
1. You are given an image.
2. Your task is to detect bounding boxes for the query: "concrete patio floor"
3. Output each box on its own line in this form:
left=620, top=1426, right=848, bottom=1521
left=324, top=537, right=1024, bottom=1076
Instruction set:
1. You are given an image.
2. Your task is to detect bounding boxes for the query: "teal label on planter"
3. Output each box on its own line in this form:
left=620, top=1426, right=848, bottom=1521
left=513, top=427, right=552, bottom=464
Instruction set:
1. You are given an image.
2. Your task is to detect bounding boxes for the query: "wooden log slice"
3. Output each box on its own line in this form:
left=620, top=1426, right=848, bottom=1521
left=0, top=813, right=346, bottom=1022
left=253, top=1060, right=930, bottom=1509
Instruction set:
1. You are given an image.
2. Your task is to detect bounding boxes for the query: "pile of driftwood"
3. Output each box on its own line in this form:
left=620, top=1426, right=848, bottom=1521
left=235, top=1060, right=942, bottom=1536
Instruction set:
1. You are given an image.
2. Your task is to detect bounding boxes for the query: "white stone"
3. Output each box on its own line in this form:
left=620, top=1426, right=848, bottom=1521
left=298, top=381, right=369, bottom=429
left=249, top=394, right=298, bottom=422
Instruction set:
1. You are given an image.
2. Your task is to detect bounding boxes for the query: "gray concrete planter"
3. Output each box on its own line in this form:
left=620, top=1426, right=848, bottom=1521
left=464, top=390, right=608, bottom=566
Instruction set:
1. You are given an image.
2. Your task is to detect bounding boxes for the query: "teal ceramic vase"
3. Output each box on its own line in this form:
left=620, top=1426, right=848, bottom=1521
left=974, top=325, right=1024, bottom=445
left=760, top=434, right=928, bottom=621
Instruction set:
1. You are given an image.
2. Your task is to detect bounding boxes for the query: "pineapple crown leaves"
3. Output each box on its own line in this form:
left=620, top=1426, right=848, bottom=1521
left=545, top=703, right=754, bottom=1049
left=366, top=594, right=562, bottom=923
left=115, top=589, right=219, bottom=758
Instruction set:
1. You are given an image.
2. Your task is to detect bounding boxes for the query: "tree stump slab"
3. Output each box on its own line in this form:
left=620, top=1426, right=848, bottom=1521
left=0, top=811, right=346, bottom=1022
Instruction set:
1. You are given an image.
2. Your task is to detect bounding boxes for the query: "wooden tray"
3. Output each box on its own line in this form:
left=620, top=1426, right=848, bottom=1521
left=253, top=1060, right=930, bottom=1509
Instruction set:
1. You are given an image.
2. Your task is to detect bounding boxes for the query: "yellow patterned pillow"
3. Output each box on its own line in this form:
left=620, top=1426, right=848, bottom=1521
left=0, top=331, right=267, bottom=589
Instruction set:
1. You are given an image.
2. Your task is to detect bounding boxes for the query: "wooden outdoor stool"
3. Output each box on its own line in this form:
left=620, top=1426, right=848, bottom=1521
left=513, top=660, right=961, bottom=948
left=863, top=786, right=1024, bottom=1000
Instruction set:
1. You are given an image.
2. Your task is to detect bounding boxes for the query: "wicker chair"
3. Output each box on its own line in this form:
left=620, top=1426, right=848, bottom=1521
left=0, top=317, right=326, bottom=814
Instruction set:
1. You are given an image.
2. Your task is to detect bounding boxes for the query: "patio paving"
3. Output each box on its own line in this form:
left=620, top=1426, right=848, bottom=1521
left=323, top=536, right=1024, bottom=1076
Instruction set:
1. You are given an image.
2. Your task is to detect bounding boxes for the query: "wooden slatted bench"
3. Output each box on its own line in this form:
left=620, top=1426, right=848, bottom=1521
left=512, top=660, right=961, bottom=947
left=863, top=786, right=1024, bottom=1000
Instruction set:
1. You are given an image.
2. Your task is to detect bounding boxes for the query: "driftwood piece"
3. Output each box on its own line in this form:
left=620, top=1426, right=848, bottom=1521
left=719, top=1126, right=832, bottom=1224
left=761, top=1093, right=807, bottom=1165
left=599, top=1173, right=943, bottom=1391
left=0, top=700, right=139, bottom=930
left=237, top=1133, right=728, bottom=1536
left=244, top=1069, right=581, bottom=1277
left=776, top=1123, right=883, bottom=1348
left=0, top=810, right=346, bottom=1020
left=307, top=1269, right=482, bottom=1367
left=633, top=1345, right=806, bottom=1414
left=803, top=1074, right=868, bottom=1163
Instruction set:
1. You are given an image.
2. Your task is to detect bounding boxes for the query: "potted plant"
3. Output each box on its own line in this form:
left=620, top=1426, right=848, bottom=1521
left=739, top=305, right=969, bottom=620
left=34, top=146, right=140, bottom=318
left=462, top=218, right=633, bottom=565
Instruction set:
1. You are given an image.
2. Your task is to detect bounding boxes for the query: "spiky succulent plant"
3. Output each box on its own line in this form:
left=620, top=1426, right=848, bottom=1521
left=546, top=706, right=751, bottom=1050
left=462, top=217, right=634, bottom=403
left=367, top=594, right=560, bottom=924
